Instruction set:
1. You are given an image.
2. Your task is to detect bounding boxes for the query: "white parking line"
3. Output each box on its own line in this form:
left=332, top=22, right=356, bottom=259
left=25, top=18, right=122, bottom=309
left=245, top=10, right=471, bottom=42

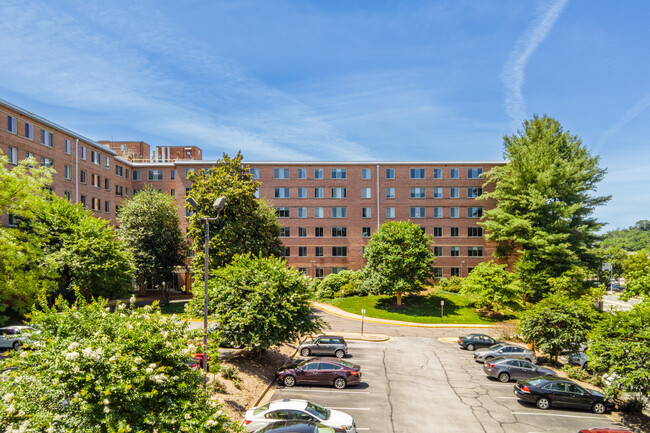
left=327, top=407, right=371, bottom=411
left=512, top=412, right=604, bottom=420
left=496, top=396, right=517, bottom=399
left=356, top=428, right=370, bottom=431
left=277, top=388, right=370, bottom=394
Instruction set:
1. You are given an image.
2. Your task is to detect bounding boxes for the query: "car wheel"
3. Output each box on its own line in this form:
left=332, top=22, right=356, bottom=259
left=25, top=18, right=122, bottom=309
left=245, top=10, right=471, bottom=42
left=498, top=372, right=510, bottom=383
left=333, top=377, right=347, bottom=389
left=592, top=402, right=607, bottom=414
left=484, top=356, right=493, bottom=362
left=300, top=348, right=310, bottom=357
left=536, top=397, right=551, bottom=410
left=12, top=341, right=20, bottom=351
left=467, top=344, right=475, bottom=351
left=283, top=375, right=296, bottom=387
left=335, top=349, right=345, bottom=358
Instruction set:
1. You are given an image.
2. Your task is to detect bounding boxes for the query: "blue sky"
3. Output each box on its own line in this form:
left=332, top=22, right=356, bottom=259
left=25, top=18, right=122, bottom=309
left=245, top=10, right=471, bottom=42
left=1, top=0, right=649, bottom=232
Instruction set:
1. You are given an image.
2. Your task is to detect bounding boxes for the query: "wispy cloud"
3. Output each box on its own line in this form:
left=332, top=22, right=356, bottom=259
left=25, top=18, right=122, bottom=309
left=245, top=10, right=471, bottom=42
left=596, top=92, right=650, bottom=148
left=501, top=0, right=568, bottom=128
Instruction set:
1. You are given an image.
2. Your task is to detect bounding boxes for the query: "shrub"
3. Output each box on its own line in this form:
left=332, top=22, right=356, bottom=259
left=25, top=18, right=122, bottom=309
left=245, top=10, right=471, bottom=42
left=210, top=378, right=227, bottom=394
left=460, top=261, right=521, bottom=312
left=436, top=276, right=463, bottom=293
left=220, top=364, right=240, bottom=386
left=619, top=396, right=647, bottom=413
left=315, top=270, right=364, bottom=299
left=493, top=320, right=521, bottom=342
left=562, top=365, right=590, bottom=382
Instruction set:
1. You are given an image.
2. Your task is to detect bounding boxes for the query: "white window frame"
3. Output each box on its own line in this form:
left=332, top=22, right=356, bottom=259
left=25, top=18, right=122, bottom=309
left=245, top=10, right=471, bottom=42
left=450, top=207, right=459, bottom=218
left=386, top=207, right=395, bottom=218
left=433, top=207, right=443, bottom=218
left=7, top=116, right=17, bottom=133
left=450, top=187, right=459, bottom=199
left=64, top=139, right=71, bottom=155
left=385, top=168, right=395, bottom=179
left=362, top=207, right=371, bottom=218
left=450, top=168, right=459, bottom=179
left=410, top=187, right=426, bottom=199
left=274, top=168, right=290, bottom=179
left=410, top=207, right=425, bottom=218
left=361, top=168, right=371, bottom=179
left=433, top=187, right=443, bottom=199
left=362, top=188, right=372, bottom=199
left=314, top=207, right=324, bottom=218
left=331, top=207, right=347, bottom=218
left=297, top=168, right=306, bottom=179
left=7, top=146, right=18, bottom=164
left=385, top=188, right=395, bottom=199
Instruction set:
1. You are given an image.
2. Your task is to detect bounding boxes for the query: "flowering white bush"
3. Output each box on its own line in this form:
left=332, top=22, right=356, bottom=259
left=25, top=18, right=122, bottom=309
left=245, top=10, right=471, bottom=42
left=0, top=297, right=241, bottom=433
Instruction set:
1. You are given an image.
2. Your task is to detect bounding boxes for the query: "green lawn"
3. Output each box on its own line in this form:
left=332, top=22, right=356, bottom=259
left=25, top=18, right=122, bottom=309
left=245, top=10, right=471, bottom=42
left=328, top=292, right=514, bottom=324
left=160, top=301, right=189, bottom=315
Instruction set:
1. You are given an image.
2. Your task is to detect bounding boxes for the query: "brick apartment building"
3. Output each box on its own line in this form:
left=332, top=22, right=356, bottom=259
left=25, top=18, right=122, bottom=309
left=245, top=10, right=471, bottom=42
left=1, top=98, right=505, bottom=281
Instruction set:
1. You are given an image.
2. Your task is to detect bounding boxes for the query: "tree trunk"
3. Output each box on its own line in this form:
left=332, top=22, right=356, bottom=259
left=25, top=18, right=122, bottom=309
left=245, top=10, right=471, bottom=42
left=396, top=291, right=402, bottom=306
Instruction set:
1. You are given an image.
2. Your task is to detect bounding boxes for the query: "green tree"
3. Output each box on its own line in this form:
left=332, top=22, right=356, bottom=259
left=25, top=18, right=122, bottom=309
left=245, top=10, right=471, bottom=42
left=0, top=297, right=238, bottom=433
left=313, top=270, right=365, bottom=299
left=460, top=261, right=520, bottom=312
left=118, top=186, right=186, bottom=302
left=518, top=294, right=598, bottom=362
left=621, top=250, right=650, bottom=300
left=186, top=152, right=283, bottom=272
left=0, top=151, right=53, bottom=219
left=592, top=246, right=627, bottom=283
left=600, top=220, right=650, bottom=251
left=587, top=300, right=650, bottom=400
left=481, top=115, right=610, bottom=301
left=362, top=221, right=435, bottom=306
left=185, top=254, right=324, bottom=351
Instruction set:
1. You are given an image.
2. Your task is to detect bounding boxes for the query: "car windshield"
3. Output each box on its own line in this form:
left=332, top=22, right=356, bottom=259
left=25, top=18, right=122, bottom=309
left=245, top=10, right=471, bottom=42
left=253, top=403, right=270, bottom=415
left=488, top=344, right=504, bottom=350
left=337, top=360, right=354, bottom=368
left=306, top=402, right=330, bottom=419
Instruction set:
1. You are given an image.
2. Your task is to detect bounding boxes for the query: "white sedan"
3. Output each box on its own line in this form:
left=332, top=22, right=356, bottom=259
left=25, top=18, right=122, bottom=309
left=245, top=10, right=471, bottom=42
left=244, top=399, right=356, bottom=433
left=0, top=326, right=37, bottom=350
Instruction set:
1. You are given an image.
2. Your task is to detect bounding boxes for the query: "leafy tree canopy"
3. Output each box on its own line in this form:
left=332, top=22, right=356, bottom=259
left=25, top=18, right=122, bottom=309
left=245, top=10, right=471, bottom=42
left=481, top=115, right=610, bottom=301
left=312, top=269, right=365, bottom=299
left=600, top=220, right=650, bottom=251
left=0, top=151, right=54, bottom=219
left=362, top=221, right=435, bottom=305
left=460, top=261, right=521, bottom=312
left=185, top=254, right=324, bottom=351
left=186, top=152, right=283, bottom=271
left=0, top=297, right=239, bottom=433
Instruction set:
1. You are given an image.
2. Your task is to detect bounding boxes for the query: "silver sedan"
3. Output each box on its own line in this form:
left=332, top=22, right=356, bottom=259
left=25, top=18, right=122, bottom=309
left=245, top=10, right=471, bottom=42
left=473, top=343, right=536, bottom=363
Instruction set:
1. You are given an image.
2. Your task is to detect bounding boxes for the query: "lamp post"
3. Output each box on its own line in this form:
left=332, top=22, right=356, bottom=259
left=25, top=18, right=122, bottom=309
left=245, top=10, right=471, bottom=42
left=461, top=260, right=465, bottom=278
left=187, top=195, right=226, bottom=376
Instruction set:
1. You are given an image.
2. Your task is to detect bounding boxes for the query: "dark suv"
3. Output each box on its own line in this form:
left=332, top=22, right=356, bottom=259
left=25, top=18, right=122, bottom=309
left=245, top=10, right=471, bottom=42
left=299, top=336, right=348, bottom=358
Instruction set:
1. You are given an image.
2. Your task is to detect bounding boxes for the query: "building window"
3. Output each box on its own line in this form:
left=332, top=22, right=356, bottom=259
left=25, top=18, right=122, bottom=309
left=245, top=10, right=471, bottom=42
left=80, top=146, right=87, bottom=160
left=125, top=187, right=130, bottom=197
left=80, top=170, right=87, bottom=184
left=468, top=168, right=483, bottom=179
left=91, top=151, right=100, bottom=165
left=91, top=197, right=101, bottom=211
left=25, top=151, right=34, bottom=159
left=433, top=267, right=443, bottom=278
left=280, top=227, right=290, bottom=237
left=433, top=246, right=443, bottom=257
left=298, top=247, right=308, bottom=257
left=115, top=185, right=123, bottom=197
left=315, top=267, right=324, bottom=278
left=7, top=146, right=17, bottom=164
left=331, top=267, right=347, bottom=274
left=125, top=169, right=129, bottom=180
left=362, top=227, right=371, bottom=237
left=314, top=168, right=323, bottom=179
left=385, top=168, right=395, bottom=179
left=331, top=207, right=347, bottom=218
left=433, top=168, right=443, bottom=179
left=451, top=227, right=459, bottom=237
left=170, top=169, right=176, bottom=180
left=298, top=207, right=307, bottom=218
left=24, top=123, right=33, bottom=140
left=297, top=168, right=306, bottom=179
left=315, top=247, right=324, bottom=257
left=386, top=207, right=395, bottom=218
left=433, top=227, right=443, bottom=237
left=467, top=187, right=482, bottom=198
left=91, top=173, right=101, bottom=188
left=105, top=178, right=110, bottom=191
left=362, top=207, right=372, bottom=218
left=450, top=187, right=459, bottom=199
left=298, top=227, right=307, bottom=237
left=331, top=187, right=347, bottom=199
left=468, top=227, right=483, bottom=237
left=80, top=195, right=87, bottom=209
left=450, top=268, right=460, bottom=277
left=331, top=168, right=347, bottom=179
left=64, top=191, right=72, bottom=201
left=253, top=188, right=259, bottom=198
left=105, top=200, right=110, bottom=213
left=40, top=130, right=54, bottom=148
left=147, top=170, right=163, bottom=181
left=297, top=188, right=307, bottom=198
left=410, top=187, right=426, bottom=199
left=283, top=247, right=291, bottom=257
left=450, top=247, right=460, bottom=257
left=433, top=207, right=443, bottom=218
left=115, top=165, right=123, bottom=177
left=105, top=156, right=110, bottom=168
left=410, top=168, right=425, bottom=179
left=7, top=115, right=17, bottom=133
left=410, top=207, right=425, bottom=218
left=314, top=187, right=323, bottom=198
left=250, top=168, right=259, bottom=179
left=361, top=168, right=372, bottom=179
left=332, top=247, right=347, bottom=257
left=275, top=207, right=290, bottom=218
left=433, top=187, right=443, bottom=198
left=64, top=165, right=72, bottom=180
left=450, top=168, right=459, bottom=179
left=468, top=207, right=483, bottom=218
left=274, top=168, right=290, bottom=179
left=315, top=227, right=324, bottom=237
left=185, top=168, right=193, bottom=179
left=64, top=139, right=71, bottom=155
left=314, top=207, right=324, bottom=218
left=274, top=187, right=290, bottom=198
left=385, top=188, right=395, bottom=199
left=132, top=170, right=141, bottom=181
left=332, top=227, right=347, bottom=237
left=468, top=247, right=483, bottom=257
left=450, top=207, right=459, bottom=218
left=40, top=157, right=53, bottom=168
left=362, top=188, right=372, bottom=199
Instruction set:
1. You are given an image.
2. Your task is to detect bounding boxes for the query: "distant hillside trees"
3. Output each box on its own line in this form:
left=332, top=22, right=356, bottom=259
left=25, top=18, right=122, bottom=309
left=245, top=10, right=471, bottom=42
left=600, top=220, right=650, bottom=251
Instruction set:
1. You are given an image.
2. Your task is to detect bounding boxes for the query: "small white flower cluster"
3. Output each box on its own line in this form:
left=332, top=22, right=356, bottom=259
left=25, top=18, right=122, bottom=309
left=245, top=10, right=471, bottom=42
left=129, top=295, right=137, bottom=304
left=133, top=356, right=143, bottom=364
left=4, top=420, right=29, bottom=433
left=3, top=393, right=14, bottom=403
left=65, top=351, right=80, bottom=361
left=205, top=419, right=220, bottom=427
left=149, top=374, right=167, bottom=384
left=81, top=346, right=103, bottom=361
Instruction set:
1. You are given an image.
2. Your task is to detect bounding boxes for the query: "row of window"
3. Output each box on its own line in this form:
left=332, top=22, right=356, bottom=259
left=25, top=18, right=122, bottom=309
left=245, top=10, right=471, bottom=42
left=282, top=246, right=483, bottom=258
left=274, top=186, right=482, bottom=200
left=262, top=167, right=483, bottom=180
left=275, top=206, right=483, bottom=219
left=301, top=266, right=475, bottom=278
left=280, top=226, right=483, bottom=238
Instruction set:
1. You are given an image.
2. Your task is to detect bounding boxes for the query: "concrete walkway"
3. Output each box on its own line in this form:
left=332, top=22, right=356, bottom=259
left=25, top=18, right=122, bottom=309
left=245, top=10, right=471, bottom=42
left=313, top=302, right=495, bottom=329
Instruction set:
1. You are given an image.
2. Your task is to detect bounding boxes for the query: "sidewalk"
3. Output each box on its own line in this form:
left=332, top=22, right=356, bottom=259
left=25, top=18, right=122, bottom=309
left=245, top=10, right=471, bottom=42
left=313, top=302, right=495, bottom=329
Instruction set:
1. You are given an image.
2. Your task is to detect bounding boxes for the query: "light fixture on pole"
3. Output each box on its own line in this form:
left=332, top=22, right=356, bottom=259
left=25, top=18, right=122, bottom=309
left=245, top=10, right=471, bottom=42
left=187, top=195, right=226, bottom=377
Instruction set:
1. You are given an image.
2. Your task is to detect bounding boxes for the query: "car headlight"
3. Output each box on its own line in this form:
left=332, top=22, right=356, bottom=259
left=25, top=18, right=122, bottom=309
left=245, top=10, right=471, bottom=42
left=341, top=425, right=353, bottom=432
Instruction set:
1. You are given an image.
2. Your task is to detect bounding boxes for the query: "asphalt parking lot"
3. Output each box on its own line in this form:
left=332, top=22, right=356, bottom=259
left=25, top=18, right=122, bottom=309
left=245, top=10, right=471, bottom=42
left=267, top=316, right=628, bottom=433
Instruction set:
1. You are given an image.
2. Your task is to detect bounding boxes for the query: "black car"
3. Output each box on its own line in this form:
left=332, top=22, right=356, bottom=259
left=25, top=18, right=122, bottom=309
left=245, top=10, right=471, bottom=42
left=457, top=333, right=498, bottom=351
left=255, top=421, right=345, bottom=433
left=276, top=358, right=361, bottom=389
left=513, top=377, right=614, bottom=414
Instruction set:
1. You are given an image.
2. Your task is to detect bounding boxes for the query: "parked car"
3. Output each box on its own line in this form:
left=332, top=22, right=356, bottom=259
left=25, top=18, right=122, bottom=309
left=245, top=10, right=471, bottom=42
left=0, top=326, right=38, bottom=351
left=483, top=357, right=556, bottom=382
left=276, top=358, right=361, bottom=389
left=513, top=377, right=614, bottom=414
left=473, top=343, right=536, bottom=363
left=567, top=351, right=590, bottom=369
left=457, top=333, right=498, bottom=351
left=299, top=336, right=348, bottom=358
left=253, top=421, right=345, bottom=433
left=245, top=399, right=356, bottom=433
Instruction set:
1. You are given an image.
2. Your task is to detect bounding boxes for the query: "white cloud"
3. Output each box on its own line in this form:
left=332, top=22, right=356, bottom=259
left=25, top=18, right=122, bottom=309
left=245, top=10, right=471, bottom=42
left=501, top=0, right=568, bottom=128
left=597, top=92, right=650, bottom=148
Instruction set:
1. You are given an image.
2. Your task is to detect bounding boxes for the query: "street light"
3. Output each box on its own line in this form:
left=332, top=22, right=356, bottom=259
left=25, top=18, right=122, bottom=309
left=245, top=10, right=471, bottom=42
left=188, top=196, right=226, bottom=376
